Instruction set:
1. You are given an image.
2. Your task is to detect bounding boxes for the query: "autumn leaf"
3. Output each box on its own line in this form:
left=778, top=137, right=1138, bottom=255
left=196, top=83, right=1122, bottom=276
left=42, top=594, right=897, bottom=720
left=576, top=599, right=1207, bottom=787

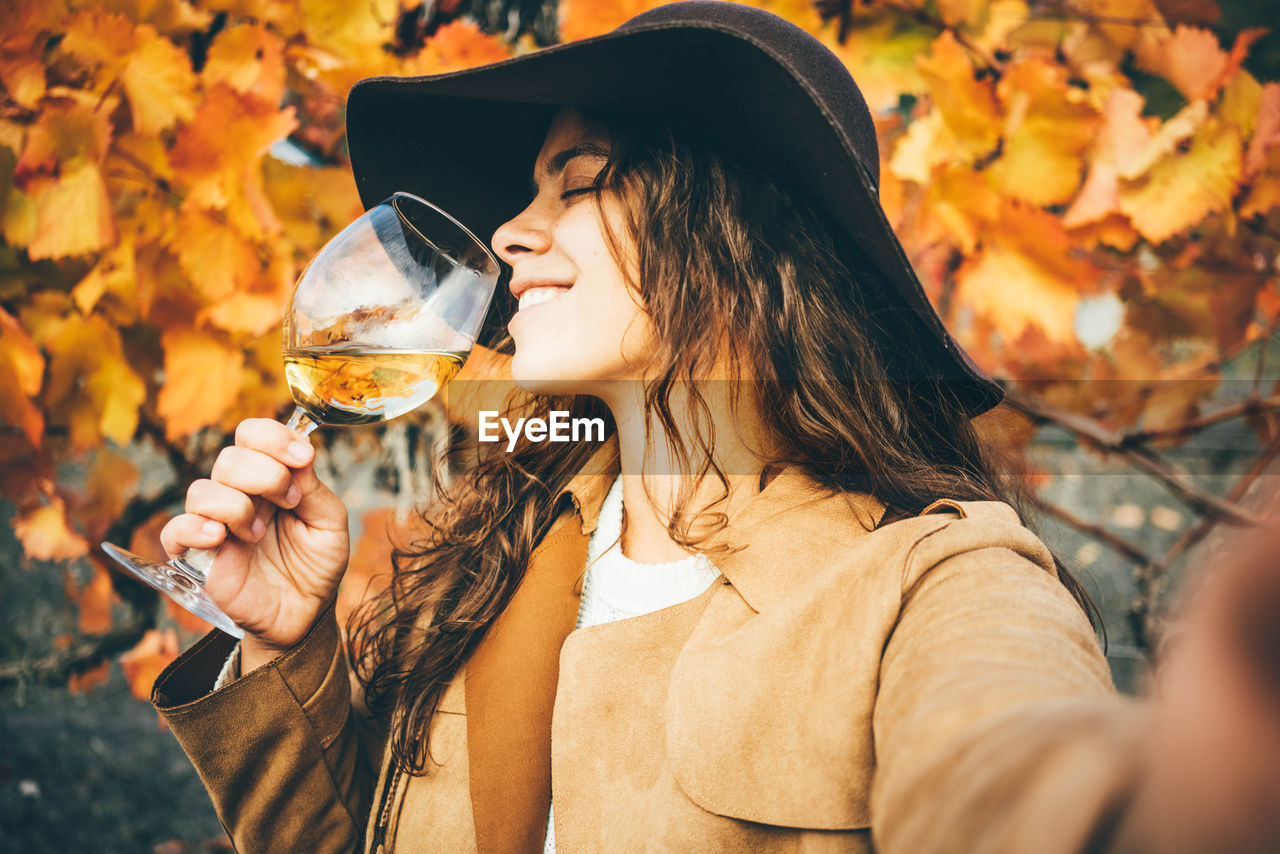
left=67, top=563, right=117, bottom=635
left=173, top=207, right=261, bottom=302
left=121, top=27, right=199, bottom=135
left=68, top=661, right=111, bottom=695
left=915, top=30, right=1001, bottom=163
left=202, top=22, right=287, bottom=108
left=1118, top=116, right=1242, bottom=244
left=0, top=306, right=45, bottom=445
left=157, top=329, right=246, bottom=439
left=13, top=495, right=89, bottom=562
left=169, top=84, right=297, bottom=218
left=993, top=58, right=1100, bottom=206
left=119, top=628, right=179, bottom=700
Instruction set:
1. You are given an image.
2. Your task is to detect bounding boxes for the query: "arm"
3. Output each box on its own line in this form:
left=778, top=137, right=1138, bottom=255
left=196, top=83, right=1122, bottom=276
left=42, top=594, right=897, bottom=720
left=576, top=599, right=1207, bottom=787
left=153, top=606, right=380, bottom=853
left=871, top=536, right=1148, bottom=854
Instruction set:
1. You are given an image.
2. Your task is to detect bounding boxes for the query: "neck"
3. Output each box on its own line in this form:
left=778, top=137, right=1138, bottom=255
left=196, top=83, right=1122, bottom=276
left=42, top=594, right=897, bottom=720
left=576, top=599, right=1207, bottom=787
left=593, top=379, right=771, bottom=564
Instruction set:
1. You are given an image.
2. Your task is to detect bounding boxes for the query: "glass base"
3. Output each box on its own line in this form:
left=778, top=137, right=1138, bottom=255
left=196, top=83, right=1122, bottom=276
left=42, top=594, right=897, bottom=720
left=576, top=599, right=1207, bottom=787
left=100, top=542, right=245, bottom=639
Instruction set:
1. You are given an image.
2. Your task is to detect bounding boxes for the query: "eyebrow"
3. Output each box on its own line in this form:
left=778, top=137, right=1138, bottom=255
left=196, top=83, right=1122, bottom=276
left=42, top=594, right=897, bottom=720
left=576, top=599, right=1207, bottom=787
left=527, top=141, right=611, bottom=196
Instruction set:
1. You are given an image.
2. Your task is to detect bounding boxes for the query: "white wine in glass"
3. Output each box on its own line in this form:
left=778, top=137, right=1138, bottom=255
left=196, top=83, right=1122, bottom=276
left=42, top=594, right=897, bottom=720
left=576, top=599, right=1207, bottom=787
left=101, top=193, right=501, bottom=638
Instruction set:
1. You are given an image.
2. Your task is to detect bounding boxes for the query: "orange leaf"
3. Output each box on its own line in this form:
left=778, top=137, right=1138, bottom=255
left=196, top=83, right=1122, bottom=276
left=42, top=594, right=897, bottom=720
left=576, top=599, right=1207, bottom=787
left=1064, top=87, right=1151, bottom=229
left=337, top=506, right=398, bottom=631
left=1245, top=82, right=1280, bottom=181
left=202, top=23, right=287, bottom=108
left=69, top=660, right=111, bottom=695
left=200, top=292, right=284, bottom=336
left=13, top=496, right=89, bottom=562
left=170, top=84, right=297, bottom=215
left=157, top=329, right=246, bottom=439
left=0, top=306, right=45, bottom=446
left=77, top=448, right=140, bottom=539
left=173, top=207, right=261, bottom=302
left=558, top=0, right=663, bottom=42
left=120, top=628, right=179, bottom=701
left=121, top=27, right=199, bottom=135
left=67, top=563, right=117, bottom=635
left=916, top=30, right=1001, bottom=162
left=403, top=19, right=512, bottom=77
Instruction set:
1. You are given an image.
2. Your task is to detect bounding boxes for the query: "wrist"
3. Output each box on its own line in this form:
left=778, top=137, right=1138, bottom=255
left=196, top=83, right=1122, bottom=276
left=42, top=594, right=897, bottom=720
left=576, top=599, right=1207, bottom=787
left=239, top=633, right=294, bottom=675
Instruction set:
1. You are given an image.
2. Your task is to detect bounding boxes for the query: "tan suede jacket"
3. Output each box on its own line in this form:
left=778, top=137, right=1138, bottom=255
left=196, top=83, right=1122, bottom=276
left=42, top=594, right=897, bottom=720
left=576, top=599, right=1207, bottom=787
left=153, top=435, right=1144, bottom=853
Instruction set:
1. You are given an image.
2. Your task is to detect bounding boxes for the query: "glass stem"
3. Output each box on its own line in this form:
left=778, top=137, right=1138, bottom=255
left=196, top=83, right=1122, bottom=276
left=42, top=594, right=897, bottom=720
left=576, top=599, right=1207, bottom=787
left=176, top=406, right=321, bottom=584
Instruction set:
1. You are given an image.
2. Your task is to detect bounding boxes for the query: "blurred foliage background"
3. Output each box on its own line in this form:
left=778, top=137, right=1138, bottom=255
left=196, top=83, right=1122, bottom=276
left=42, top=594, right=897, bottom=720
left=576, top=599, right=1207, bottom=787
left=1, top=0, right=1278, bottom=848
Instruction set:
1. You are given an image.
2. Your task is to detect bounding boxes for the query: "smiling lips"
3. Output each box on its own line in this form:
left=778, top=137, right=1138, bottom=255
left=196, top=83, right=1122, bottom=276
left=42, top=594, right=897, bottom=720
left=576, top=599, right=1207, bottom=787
left=516, top=284, right=572, bottom=313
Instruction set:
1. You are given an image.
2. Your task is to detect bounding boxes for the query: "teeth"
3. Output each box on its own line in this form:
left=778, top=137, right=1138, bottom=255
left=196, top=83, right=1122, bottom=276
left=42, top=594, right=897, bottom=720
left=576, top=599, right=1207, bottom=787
left=518, top=286, right=568, bottom=311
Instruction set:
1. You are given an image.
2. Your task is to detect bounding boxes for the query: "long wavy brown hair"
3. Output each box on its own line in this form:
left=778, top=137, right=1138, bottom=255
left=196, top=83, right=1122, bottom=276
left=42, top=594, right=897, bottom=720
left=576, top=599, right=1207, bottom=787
left=347, top=106, right=1102, bottom=776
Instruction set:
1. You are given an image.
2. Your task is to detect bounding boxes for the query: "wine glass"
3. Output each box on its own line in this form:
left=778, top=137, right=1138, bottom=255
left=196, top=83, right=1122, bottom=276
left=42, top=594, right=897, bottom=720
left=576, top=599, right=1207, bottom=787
left=101, top=193, right=502, bottom=638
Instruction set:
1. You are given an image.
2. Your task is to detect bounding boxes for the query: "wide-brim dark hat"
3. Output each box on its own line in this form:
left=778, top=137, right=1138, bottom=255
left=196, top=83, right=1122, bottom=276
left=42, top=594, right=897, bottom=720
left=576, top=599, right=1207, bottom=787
left=346, top=0, right=1003, bottom=415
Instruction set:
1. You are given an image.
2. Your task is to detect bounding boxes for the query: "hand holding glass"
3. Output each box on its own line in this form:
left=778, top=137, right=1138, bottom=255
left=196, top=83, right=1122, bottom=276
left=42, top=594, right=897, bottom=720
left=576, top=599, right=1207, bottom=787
left=101, top=194, right=501, bottom=638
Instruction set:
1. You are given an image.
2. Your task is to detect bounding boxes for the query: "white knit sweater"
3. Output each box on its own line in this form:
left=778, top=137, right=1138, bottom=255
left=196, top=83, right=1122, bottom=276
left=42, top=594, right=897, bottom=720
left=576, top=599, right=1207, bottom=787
left=543, top=473, right=720, bottom=853
left=213, top=473, right=721, bottom=852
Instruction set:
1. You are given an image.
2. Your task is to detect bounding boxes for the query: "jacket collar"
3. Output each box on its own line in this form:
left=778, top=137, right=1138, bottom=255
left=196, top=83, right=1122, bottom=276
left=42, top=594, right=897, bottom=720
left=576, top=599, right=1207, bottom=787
left=550, top=432, right=887, bottom=612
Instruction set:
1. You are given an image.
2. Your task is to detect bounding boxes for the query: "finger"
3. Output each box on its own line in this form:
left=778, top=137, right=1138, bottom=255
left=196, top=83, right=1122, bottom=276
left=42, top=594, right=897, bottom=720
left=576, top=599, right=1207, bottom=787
left=235, top=418, right=315, bottom=468
left=186, top=478, right=263, bottom=543
left=285, top=459, right=348, bottom=532
left=160, top=513, right=228, bottom=558
left=211, top=445, right=301, bottom=510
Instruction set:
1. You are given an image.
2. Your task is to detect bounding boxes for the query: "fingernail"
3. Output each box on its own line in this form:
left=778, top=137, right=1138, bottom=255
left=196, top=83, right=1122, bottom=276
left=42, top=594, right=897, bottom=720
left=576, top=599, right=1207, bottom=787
left=285, top=483, right=301, bottom=507
left=251, top=518, right=266, bottom=540
left=287, top=441, right=311, bottom=465
left=202, top=521, right=224, bottom=537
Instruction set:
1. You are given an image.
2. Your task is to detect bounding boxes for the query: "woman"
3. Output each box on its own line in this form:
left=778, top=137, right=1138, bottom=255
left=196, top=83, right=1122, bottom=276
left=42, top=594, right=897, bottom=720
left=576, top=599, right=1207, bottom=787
left=152, top=3, right=1280, bottom=853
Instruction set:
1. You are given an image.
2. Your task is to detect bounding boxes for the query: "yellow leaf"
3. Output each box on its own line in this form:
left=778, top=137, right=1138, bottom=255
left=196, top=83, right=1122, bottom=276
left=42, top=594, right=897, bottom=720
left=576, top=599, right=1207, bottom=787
left=13, top=496, right=89, bottom=562
left=821, top=13, right=932, bottom=113
left=59, top=8, right=138, bottom=76
left=559, top=0, right=669, bottom=42
left=298, top=0, right=399, bottom=58
left=203, top=22, right=287, bottom=108
left=25, top=306, right=144, bottom=448
left=0, top=53, right=45, bottom=109
left=1118, top=117, right=1242, bottom=243
left=953, top=204, right=1099, bottom=345
left=173, top=207, right=260, bottom=302
left=3, top=186, right=37, bottom=247
left=157, top=329, right=245, bottom=439
left=122, top=27, right=199, bottom=135
left=923, top=165, right=1001, bottom=254
left=1220, top=70, right=1262, bottom=141
left=97, top=0, right=214, bottom=31
left=27, top=163, right=116, bottom=260
left=264, top=160, right=363, bottom=248
left=916, top=31, right=1001, bottom=162
left=935, top=0, right=988, bottom=28
left=73, top=237, right=136, bottom=315
left=78, top=447, right=140, bottom=537
left=993, top=58, right=1100, bottom=206
left=14, top=90, right=115, bottom=184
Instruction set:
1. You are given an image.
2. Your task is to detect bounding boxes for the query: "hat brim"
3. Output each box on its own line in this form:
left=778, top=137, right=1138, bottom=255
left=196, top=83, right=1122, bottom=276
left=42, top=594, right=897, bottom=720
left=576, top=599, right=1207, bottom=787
left=346, top=18, right=1003, bottom=415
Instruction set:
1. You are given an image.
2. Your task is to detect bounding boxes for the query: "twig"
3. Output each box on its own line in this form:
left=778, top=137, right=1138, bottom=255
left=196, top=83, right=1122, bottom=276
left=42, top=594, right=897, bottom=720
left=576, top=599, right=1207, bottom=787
left=0, top=606, right=150, bottom=688
left=1006, top=390, right=1267, bottom=528
left=1118, top=394, right=1280, bottom=446
left=1027, top=493, right=1153, bottom=567
left=1129, top=431, right=1280, bottom=651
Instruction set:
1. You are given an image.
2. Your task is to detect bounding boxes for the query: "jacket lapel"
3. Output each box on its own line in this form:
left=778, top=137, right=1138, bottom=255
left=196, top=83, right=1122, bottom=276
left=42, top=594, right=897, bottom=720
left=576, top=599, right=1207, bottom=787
left=463, top=439, right=619, bottom=853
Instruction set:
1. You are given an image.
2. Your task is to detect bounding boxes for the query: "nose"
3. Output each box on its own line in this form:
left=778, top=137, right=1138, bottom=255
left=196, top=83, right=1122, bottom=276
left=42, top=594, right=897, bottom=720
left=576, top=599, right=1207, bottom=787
left=491, top=198, right=552, bottom=268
